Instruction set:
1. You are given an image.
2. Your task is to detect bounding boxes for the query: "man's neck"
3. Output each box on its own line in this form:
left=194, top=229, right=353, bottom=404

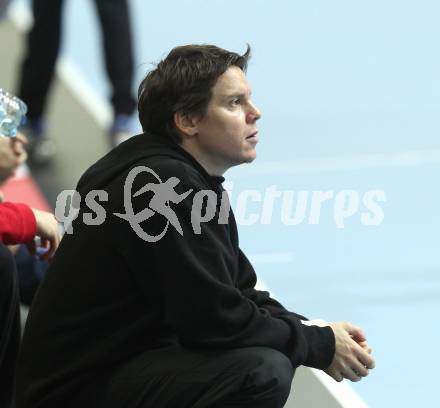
left=178, top=142, right=226, bottom=177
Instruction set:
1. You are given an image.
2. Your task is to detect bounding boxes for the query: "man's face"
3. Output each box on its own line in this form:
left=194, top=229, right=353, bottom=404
left=191, top=66, right=261, bottom=175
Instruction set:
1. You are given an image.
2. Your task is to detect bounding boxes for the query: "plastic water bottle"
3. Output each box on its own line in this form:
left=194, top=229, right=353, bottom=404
left=0, top=88, right=27, bottom=137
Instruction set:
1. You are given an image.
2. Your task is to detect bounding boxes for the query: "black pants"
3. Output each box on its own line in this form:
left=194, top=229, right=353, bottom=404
left=18, top=0, right=136, bottom=120
left=78, top=345, right=295, bottom=408
left=0, top=244, right=21, bottom=408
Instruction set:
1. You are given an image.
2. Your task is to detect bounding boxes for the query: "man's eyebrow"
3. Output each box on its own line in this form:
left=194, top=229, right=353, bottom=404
left=221, top=91, right=252, bottom=100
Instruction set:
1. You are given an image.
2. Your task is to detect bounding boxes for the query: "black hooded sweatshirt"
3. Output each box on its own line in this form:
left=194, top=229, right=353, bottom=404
left=15, top=133, right=335, bottom=408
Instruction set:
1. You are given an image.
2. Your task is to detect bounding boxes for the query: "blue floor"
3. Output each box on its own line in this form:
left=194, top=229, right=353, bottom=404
left=22, top=0, right=440, bottom=406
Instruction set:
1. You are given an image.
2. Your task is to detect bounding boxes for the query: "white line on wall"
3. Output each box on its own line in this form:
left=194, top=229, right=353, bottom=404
left=229, top=149, right=440, bottom=177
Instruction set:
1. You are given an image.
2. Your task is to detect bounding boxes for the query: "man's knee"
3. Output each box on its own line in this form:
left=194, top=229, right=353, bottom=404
left=239, top=347, right=295, bottom=405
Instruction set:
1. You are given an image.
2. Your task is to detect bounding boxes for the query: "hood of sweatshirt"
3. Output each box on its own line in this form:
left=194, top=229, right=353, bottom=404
left=76, top=133, right=225, bottom=198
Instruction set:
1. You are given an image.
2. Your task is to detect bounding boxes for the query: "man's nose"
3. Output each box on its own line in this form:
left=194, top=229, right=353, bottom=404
left=246, top=101, right=262, bottom=122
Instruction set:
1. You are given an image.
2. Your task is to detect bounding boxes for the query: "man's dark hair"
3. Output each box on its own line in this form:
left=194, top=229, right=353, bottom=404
left=138, top=44, right=251, bottom=143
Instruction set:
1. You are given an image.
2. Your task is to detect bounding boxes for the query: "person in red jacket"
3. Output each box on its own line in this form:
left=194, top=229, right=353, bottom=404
left=0, top=131, right=60, bottom=258
left=0, top=133, right=60, bottom=407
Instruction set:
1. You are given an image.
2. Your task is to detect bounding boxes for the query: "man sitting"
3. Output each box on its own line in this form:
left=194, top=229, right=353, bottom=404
left=16, top=44, right=374, bottom=408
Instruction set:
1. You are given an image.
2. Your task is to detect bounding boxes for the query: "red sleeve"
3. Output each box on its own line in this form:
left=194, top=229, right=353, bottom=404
left=0, top=202, right=37, bottom=245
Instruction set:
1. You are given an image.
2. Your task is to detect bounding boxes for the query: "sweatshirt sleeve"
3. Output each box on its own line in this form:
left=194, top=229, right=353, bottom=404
left=0, top=202, right=37, bottom=245
left=129, top=167, right=335, bottom=370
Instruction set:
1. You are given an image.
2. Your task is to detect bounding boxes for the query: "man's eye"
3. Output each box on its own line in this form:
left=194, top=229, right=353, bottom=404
left=230, top=98, right=241, bottom=106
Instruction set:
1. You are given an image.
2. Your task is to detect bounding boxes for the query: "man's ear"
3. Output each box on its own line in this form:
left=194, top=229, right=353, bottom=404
left=173, top=112, right=200, bottom=138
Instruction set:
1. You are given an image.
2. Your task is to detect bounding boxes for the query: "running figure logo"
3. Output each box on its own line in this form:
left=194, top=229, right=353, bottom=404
left=114, top=166, right=193, bottom=242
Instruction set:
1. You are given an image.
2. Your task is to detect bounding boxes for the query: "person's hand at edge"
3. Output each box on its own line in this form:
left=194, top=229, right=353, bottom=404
left=26, top=208, right=61, bottom=261
left=324, top=321, right=375, bottom=383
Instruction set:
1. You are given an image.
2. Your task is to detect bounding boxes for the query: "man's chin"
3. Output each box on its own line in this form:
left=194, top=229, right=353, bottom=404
left=244, top=151, right=257, bottom=163
left=228, top=152, right=257, bottom=170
